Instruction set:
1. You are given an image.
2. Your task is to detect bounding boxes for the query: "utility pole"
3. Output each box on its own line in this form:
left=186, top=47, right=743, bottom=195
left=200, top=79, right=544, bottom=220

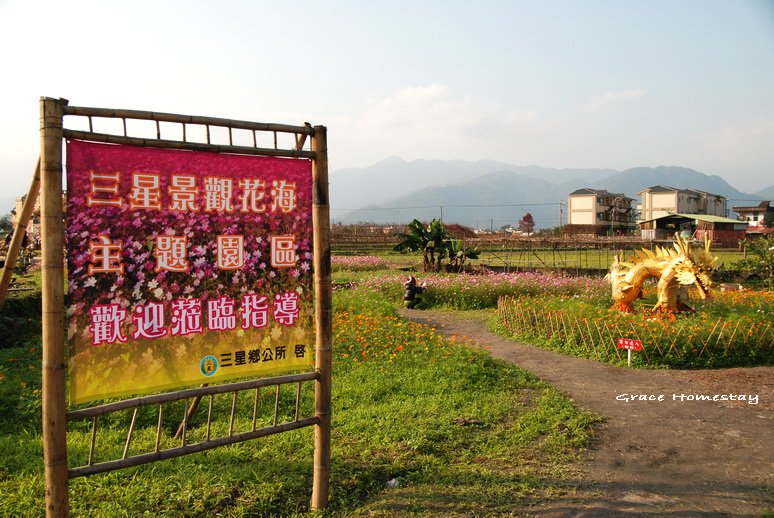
left=559, top=202, right=564, bottom=230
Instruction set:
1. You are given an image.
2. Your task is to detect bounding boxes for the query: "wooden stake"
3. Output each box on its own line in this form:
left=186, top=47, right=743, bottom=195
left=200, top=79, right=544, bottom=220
left=310, top=125, right=332, bottom=510
left=0, top=160, right=40, bottom=307
left=40, top=97, right=68, bottom=517
left=174, top=384, right=208, bottom=440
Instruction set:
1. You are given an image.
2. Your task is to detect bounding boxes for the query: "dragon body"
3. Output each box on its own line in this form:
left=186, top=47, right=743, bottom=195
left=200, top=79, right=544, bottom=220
left=607, top=234, right=718, bottom=315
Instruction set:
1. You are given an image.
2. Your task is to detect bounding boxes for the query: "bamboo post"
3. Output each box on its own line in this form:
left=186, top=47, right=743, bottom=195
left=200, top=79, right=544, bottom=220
left=310, top=125, right=332, bottom=510
left=40, top=97, right=68, bottom=516
left=174, top=384, right=208, bottom=440
left=0, top=159, right=40, bottom=307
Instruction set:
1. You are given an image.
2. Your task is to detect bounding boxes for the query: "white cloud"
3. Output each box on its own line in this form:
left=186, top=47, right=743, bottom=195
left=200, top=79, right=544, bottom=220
left=360, top=84, right=468, bottom=133
left=336, top=84, right=543, bottom=167
left=584, top=89, right=647, bottom=111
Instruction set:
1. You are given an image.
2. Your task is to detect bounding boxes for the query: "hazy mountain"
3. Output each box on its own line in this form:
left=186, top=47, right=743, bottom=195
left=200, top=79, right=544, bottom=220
left=339, top=170, right=567, bottom=229
left=330, top=157, right=480, bottom=210
left=754, top=186, right=774, bottom=200
left=593, top=166, right=751, bottom=201
left=445, top=160, right=617, bottom=184
left=330, top=158, right=614, bottom=214
left=332, top=160, right=763, bottom=229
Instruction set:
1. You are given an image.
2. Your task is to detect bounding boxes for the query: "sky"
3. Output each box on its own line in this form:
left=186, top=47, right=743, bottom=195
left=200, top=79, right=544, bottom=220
left=1, top=0, right=773, bottom=214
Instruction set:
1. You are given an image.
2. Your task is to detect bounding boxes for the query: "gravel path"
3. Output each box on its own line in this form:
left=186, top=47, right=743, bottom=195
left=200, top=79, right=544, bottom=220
left=397, top=308, right=774, bottom=517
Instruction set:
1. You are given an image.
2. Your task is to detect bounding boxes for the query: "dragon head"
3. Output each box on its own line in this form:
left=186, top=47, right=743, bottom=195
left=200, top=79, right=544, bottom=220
left=673, top=234, right=718, bottom=299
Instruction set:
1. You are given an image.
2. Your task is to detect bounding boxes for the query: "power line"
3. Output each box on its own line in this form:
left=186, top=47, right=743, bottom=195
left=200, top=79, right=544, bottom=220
left=330, top=202, right=562, bottom=212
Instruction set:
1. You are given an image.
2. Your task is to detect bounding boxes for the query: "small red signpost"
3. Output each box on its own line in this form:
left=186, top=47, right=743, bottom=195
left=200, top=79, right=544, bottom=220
left=617, top=338, right=643, bottom=351
left=617, top=338, right=643, bottom=366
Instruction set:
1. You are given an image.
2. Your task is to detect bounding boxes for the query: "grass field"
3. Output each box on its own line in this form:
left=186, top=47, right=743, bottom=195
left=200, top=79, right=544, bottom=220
left=332, top=243, right=746, bottom=272
left=0, top=271, right=598, bottom=517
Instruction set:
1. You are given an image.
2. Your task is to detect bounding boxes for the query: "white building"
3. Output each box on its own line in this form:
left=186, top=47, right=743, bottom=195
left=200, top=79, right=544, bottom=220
left=731, top=201, right=773, bottom=232
left=637, top=186, right=726, bottom=223
left=567, top=189, right=636, bottom=230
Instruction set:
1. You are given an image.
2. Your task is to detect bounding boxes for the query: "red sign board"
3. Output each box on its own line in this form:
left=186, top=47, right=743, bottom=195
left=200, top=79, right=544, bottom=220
left=65, top=140, right=315, bottom=404
left=617, top=338, right=643, bottom=351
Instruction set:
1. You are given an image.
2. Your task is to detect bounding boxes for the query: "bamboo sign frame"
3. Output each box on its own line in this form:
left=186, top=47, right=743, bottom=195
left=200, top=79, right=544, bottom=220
left=37, top=97, right=332, bottom=516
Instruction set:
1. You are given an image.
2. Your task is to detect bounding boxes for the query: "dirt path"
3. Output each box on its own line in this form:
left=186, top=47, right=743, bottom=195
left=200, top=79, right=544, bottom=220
left=397, top=308, right=774, bottom=517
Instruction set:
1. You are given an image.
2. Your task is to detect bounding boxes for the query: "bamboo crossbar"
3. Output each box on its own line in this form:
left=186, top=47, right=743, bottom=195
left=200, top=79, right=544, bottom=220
left=62, top=129, right=315, bottom=159
left=66, top=372, right=318, bottom=421
left=68, top=417, right=319, bottom=479
left=63, top=105, right=314, bottom=135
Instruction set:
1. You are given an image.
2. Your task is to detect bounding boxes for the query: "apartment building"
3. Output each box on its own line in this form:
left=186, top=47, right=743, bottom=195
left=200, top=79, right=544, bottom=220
left=567, top=188, right=636, bottom=231
left=637, top=185, right=727, bottom=222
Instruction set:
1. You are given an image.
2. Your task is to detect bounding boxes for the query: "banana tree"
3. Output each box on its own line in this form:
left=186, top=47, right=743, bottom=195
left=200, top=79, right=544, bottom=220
left=446, top=239, right=481, bottom=272
left=394, top=218, right=450, bottom=272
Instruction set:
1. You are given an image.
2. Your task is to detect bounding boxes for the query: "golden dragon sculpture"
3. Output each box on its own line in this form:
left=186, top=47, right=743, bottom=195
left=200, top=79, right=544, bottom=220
left=607, top=233, right=718, bottom=315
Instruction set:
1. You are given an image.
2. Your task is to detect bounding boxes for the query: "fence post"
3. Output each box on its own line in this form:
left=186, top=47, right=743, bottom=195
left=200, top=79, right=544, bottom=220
left=40, top=97, right=68, bottom=517
left=311, top=125, right=332, bottom=510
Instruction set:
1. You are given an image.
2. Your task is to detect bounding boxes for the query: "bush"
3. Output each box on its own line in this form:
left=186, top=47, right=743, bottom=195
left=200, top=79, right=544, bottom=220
left=734, top=236, right=774, bottom=288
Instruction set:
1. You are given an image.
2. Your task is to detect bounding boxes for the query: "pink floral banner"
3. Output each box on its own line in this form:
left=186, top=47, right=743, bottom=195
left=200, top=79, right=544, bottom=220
left=66, top=140, right=314, bottom=404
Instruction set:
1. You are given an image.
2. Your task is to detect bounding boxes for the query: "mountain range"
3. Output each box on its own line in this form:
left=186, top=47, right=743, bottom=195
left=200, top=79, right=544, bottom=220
left=2, top=159, right=770, bottom=231
left=331, top=159, right=772, bottom=229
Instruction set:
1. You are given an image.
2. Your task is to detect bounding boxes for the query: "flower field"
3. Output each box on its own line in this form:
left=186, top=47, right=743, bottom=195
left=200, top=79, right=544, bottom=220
left=331, top=255, right=391, bottom=271
left=338, top=267, right=773, bottom=369
left=496, top=289, right=774, bottom=368
left=362, top=270, right=609, bottom=310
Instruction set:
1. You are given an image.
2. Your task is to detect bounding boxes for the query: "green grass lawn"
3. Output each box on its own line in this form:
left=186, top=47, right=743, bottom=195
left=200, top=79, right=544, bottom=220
left=0, top=272, right=598, bottom=517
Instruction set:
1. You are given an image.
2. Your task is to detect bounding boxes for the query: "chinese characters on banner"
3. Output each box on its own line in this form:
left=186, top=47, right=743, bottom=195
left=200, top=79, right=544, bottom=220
left=66, top=140, right=314, bottom=404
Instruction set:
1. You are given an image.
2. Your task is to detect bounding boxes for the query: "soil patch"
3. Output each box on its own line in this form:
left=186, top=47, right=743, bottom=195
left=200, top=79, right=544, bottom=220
left=398, top=308, right=774, bottom=517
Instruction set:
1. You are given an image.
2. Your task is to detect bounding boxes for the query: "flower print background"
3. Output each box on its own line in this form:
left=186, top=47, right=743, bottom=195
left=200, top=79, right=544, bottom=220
left=66, top=140, right=315, bottom=404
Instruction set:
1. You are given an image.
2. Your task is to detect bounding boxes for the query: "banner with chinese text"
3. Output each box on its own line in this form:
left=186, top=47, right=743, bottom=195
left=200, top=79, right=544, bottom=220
left=66, top=140, right=314, bottom=404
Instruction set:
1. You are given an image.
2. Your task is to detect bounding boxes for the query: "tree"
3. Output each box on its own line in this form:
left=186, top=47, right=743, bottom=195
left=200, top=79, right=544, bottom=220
left=518, top=212, right=535, bottom=234
left=0, top=213, right=12, bottom=233
left=394, top=219, right=450, bottom=272
left=394, top=219, right=479, bottom=272
left=736, top=235, right=774, bottom=288
left=446, top=238, right=481, bottom=273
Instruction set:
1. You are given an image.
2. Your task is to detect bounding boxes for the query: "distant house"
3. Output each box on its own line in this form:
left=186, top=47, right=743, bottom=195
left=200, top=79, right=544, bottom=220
left=731, top=200, right=773, bottom=234
left=638, top=213, right=747, bottom=246
left=637, top=185, right=727, bottom=222
left=11, top=192, right=68, bottom=240
left=566, top=188, right=636, bottom=235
